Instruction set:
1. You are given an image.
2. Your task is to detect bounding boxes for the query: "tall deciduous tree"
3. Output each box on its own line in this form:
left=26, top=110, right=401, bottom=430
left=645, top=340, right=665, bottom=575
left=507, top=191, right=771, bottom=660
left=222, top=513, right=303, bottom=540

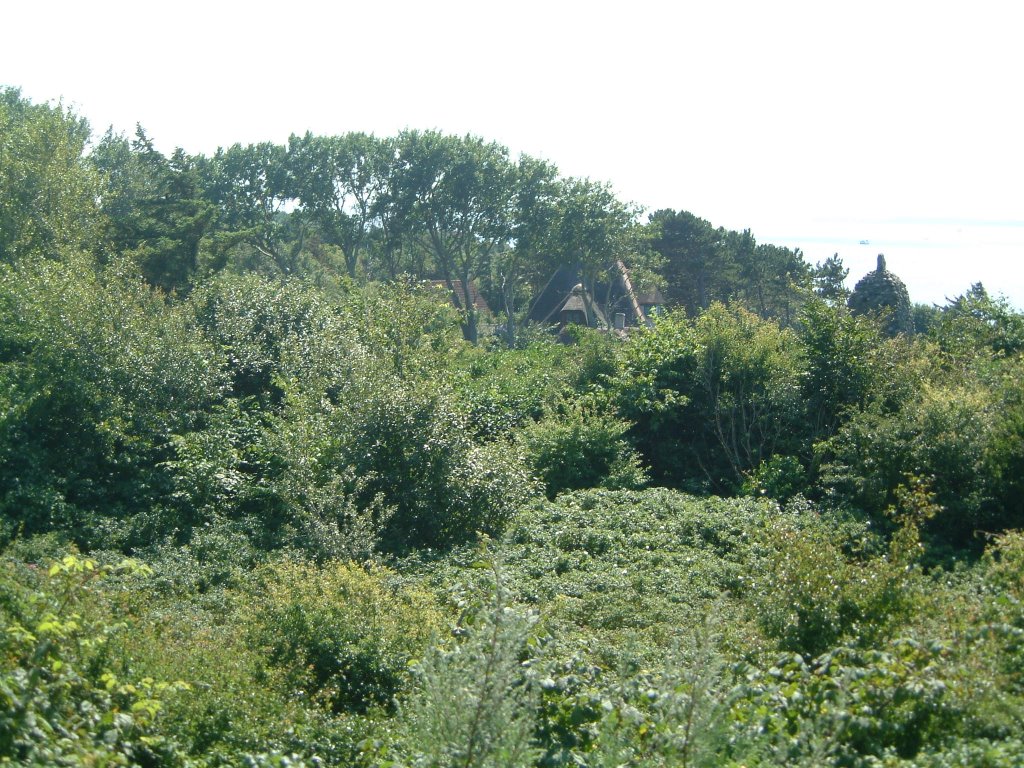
left=490, top=154, right=561, bottom=346
left=289, top=131, right=381, bottom=279
left=395, top=130, right=518, bottom=343
left=552, top=178, right=643, bottom=320
left=0, top=88, right=99, bottom=263
left=205, top=141, right=301, bottom=274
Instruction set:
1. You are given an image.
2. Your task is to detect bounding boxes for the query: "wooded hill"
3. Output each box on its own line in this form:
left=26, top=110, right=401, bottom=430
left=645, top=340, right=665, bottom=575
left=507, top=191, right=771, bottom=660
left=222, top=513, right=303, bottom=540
left=3, top=86, right=1024, bottom=767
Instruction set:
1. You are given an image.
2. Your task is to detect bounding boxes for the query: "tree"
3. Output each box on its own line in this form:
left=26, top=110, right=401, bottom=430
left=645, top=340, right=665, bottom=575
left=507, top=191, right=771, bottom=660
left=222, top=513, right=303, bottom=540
left=91, top=128, right=214, bottom=292
left=613, top=304, right=805, bottom=492
left=288, top=131, right=381, bottom=279
left=365, top=135, right=424, bottom=281
left=930, top=282, right=1024, bottom=361
left=204, top=141, right=302, bottom=274
left=649, top=210, right=815, bottom=324
left=797, top=298, right=884, bottom=448
left=394, top=130, right=518, bottom=343
left=648, top=210, right=736, bottom=314
left=0, top=88, right=99, bottom=263
left=489, top=154, right=561, bottom=346
left=736, top=242, right=811, bottom=325
left=552, top=177, right=644, bottom=325
left=812, top=254, right=850, bottom=304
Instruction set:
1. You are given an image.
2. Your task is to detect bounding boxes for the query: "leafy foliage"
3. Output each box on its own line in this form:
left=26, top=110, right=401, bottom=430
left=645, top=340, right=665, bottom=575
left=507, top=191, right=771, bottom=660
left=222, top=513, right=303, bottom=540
left=517, top=405, right=647, bottom=499
left=395, top=553, right=541, bottom=768
left=0, top=257, right=224, bottom=548
left=0, top=88, right=98, bottom=263
left=242, top=559, right=444, bottom=715
left=0, top=553, right=192, bottom=766
left=613, top=304, right=805, bottom=491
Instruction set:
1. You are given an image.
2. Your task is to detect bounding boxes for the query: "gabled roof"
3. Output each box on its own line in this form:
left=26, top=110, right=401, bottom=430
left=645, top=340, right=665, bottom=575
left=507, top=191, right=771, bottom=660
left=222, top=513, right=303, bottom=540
left=528, top=265, right=584, bottom=325
left=560, top=293, right=588, bottom=314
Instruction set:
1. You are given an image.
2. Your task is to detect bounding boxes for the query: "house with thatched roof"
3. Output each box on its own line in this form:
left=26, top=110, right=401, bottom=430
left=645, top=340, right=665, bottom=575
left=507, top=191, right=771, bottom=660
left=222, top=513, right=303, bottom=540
left=527, top=263, right=657, bottom=331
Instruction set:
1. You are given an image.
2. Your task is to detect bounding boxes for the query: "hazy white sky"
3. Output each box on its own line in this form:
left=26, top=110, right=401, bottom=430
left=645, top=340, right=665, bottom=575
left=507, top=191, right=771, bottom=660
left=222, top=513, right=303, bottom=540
left=4, top=0, right=1023, bottom=306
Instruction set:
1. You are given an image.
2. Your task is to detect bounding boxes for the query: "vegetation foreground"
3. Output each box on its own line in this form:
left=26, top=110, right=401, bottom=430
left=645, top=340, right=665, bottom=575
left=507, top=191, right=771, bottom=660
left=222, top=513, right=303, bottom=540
left=2, top=86, right=1024, bottom=766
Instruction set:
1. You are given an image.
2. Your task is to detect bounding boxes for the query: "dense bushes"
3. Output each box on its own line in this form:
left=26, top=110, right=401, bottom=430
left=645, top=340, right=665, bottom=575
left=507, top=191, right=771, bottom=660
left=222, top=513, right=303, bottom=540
left=0, top=257, right=224, bottom=549
left=0, top=553, right=194, bottom=766
left=0, top=267, right=543, bottom=557
left=608, top=297, right=1024, bottom=550
left=612, top=304, right=805, bottom=492
left=242, top=560, right=444, bottom=714
left=317, top=381, right=537, bottom=551
left=517, top=406, right=647, bottom=499
left=4, top=227, right=1021, bottom=561
left=5, top=488, right=1024, bottom=766
left=5, top=85, right=1024, bottom=767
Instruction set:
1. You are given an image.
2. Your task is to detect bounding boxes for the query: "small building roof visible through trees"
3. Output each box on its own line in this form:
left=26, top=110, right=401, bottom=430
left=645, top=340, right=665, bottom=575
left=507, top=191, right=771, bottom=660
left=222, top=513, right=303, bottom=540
left=425, top=279, right=492, bottom=315
left=528, top=263, right=654, bottom=330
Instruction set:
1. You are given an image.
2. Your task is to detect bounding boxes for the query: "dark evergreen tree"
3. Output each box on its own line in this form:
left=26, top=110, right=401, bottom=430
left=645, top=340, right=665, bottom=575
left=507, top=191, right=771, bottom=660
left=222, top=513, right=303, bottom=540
left=92, top=128, right=214, bottom=292
left=648, top=209, right=737, bottom=314
left=812, top=253, right=850, bottom=304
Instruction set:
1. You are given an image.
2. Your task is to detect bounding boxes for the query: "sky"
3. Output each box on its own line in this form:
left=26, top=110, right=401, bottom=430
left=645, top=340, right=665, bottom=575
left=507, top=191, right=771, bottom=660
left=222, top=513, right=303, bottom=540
left=4, top=0, right=1023, bottom=307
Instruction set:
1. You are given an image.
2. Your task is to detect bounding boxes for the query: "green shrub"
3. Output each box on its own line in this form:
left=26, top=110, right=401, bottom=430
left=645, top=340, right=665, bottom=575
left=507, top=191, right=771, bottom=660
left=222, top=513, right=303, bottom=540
left=314, top=380, right=538, bottom=552
left=984, top=372, right=1024, bottom=533
left=612, top=304, right=805, bottom=493
left=455, top=342, right=570, bottom=440
left=394, top=555, right=541, bottom=768
left=733, top=639, right=957, bottom=765
left=0, top=553, right=192, bottom=765
left=748, top=508, right=922, bottom=657
left=0, top=257, right=225, bottom=549
left=741, top=454, right=807, bottom=502
left=492, top=488, right=775, bottom=667
left=517, top=404, right=648, bottom=499
left=115, top=590, right=342, bottom=762
left=586, top=618, right=731, bottom=768
left=798, top=298, right=887, bottom=444
left=241, top=559, right=445, bottom=714
left=904, top=739, right=1024, bottom=768
left=191, top=272, right=341, bottom=406
left=818, top=382, right=999, bottom=549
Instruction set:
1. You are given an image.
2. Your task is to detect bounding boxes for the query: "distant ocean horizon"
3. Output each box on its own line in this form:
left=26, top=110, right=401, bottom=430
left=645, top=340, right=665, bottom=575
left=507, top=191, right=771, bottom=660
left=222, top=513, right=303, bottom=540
left=761, top=219, right=1024, bottom=309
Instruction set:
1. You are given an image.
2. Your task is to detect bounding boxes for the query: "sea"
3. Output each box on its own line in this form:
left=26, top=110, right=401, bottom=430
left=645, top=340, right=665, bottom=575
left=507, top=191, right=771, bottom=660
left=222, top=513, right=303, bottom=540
left=761, top=219, right=1024, bottom=310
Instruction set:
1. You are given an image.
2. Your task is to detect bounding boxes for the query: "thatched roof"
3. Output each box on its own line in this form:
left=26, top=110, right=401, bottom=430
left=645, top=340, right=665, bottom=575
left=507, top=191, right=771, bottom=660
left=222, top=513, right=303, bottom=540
left=528, top=265, right=584, bottom=324
left=560, top=293, right=588, bottom=315
left=636, top=287, right=666, bottom=306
